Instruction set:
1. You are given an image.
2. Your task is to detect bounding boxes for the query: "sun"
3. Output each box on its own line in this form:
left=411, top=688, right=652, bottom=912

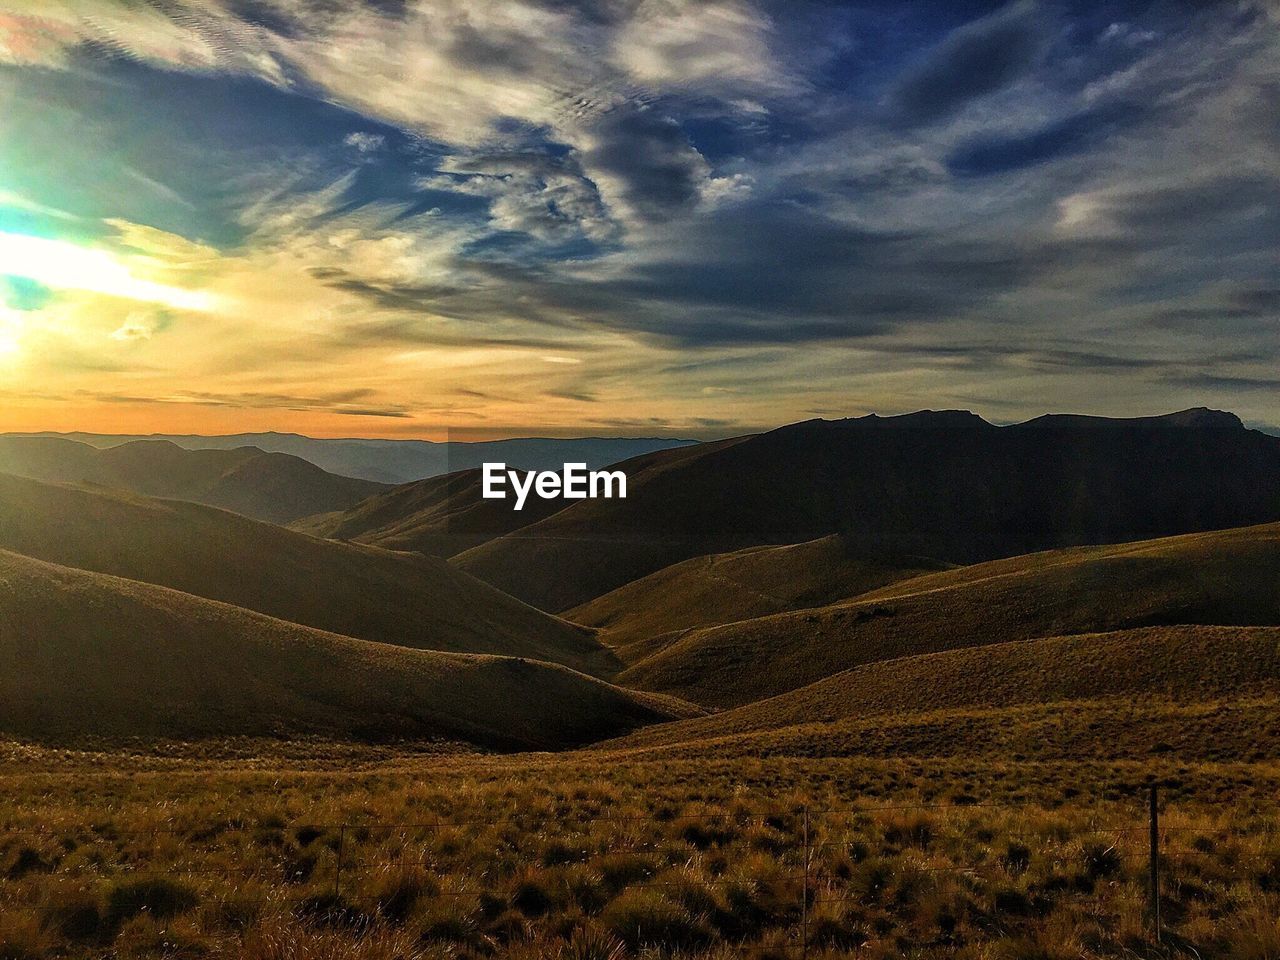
left=0, top=310, right=22, bottom=359
left=0, top=231, right=214, bottom=312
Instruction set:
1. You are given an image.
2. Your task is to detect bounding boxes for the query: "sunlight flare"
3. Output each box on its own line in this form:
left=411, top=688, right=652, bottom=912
left=0, top=231, right=214, bottom=311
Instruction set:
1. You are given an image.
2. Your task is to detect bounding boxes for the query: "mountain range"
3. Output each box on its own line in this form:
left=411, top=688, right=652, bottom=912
left=5, top=431, right=697, bottom=484
left=452, top=408, right=1280, bottom=611
left=2, top=406, right=1279, bottom=757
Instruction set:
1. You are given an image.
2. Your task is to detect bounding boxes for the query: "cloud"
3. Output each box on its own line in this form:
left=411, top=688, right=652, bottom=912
left=344, top=131, right=386, bottom=153
left=109, top=312, right=170, bottom=342
left=887, top=1, right=1043, bottom=126
left=426, top=150, right=616, bottom=243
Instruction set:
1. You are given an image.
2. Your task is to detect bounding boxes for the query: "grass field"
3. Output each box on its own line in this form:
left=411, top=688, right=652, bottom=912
left=2, top=745, right=1278, bottom=960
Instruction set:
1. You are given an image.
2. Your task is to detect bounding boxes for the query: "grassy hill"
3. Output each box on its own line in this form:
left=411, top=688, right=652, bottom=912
left=293, top=467, right=569, bottom=557
left=618, top=523, right=1280, bottom=706
left=0, top=550, right=694, bottom=749
left=0, top=473, right=613, bottom=676
left=454, top=409, right=1280, bottom=612
left=0, top=436, right=386, bottom=524
left=609, top=625, right=1280, bottom=756
left=566, top=535, right=946, bottom=661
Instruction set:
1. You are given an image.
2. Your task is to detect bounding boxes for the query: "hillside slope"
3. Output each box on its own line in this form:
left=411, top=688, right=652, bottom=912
left=599, top=624, right=1280, bottom=768
left=293, top=467, right=569, bottom=557
left=618, top=523, right=1280, bottom=706
left=454, top=408, right=1280, bottom=612
left=609, top=625, right=1280, bottom=754
left=0, top=550, right=694, bottom=750
left=0, top=473, right=613, bottom=676
left=0, top=436, right=386, bottom=524
left=566, top=535, right=946, bottom=660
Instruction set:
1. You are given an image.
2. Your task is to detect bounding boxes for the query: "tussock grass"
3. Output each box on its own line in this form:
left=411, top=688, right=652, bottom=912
left=1, top=745, right=1277, bottom=958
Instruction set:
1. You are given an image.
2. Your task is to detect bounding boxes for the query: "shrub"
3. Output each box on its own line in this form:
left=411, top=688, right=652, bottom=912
left=104, top=877, right=199, bottom=926
left=557, top=926, right=626, bottom=960
left=601, top=888, right=711, bottom=951
left=6, top=848, right=51, bottom=880
left=292, top=893, right=372, bottom=931
left=1080, top=842, right=1122, bottom=881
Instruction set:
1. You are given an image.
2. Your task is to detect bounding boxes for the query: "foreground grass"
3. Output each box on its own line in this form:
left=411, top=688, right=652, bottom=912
left=1, top=746, right=1278, bottom=959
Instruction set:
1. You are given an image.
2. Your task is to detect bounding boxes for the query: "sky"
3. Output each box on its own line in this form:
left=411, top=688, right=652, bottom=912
left=0, top=0, right=1276, bottom=440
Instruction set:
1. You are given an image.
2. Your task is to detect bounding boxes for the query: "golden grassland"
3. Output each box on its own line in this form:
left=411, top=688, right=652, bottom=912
left=0, top=474, right=610, bottom=674
left=1, top=746, right=1279, bottom=960
left=0, top=550, right=693, bottom=750
left=607, top=626, right=1280, bottom=751
left=619, top=525, right=1280, bottom=706
left=566, top=536, right=945, bottom=663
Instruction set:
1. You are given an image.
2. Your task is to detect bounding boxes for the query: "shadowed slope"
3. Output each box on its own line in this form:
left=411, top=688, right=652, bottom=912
left=455, top=409, right=1280, bottom=612
left=566, top=535, right=947, bottom=661
left=619, top=523, right=1280, bottom=706
left=0, top=436, right=386, bottom=524
left=0, top=473, right=613, bottom=676
left=0, top=550, right=694, bottom=750
left=608, top=625, right=1280, bottom=754
left=292, top=467, right=569, bottom=558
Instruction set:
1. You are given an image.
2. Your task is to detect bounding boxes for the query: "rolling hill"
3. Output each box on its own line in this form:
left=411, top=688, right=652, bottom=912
left=454, top=408, right=1280, bottom=612
left=0, top=473, right=613, bottom=676
left=565, top=535, right=947, bottom=661
left=292, top=467, right=569, bottom=557
left=616, top=522, right=1280, bottom=706
left=0, top=436, right=387, bottom=524
left=600, top=625, right=1280, bottom=769
left=0, top=549, right=695, bottom=750
left=609, top=625, right=1280, bottom=755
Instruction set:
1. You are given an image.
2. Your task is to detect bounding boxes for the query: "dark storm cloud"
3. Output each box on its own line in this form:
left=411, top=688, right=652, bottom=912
left=887, top=1, right=1043, bottom=126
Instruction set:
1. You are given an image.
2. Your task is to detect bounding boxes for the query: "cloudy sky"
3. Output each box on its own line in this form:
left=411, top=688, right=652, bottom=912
left=0, top=0, right=1276, bottom=439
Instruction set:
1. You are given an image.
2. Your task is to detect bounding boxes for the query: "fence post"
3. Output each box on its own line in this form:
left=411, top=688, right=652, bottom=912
left=1148, top=785, right=1160, bottom=942
left=335, top=823, right=346, bottom=899
left=801, top=805, right=809, bottom=960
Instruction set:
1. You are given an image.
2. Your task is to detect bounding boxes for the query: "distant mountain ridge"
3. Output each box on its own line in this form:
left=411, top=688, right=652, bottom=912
left=0, top=436, right=386, bottom=524
left=5, top=431, right=699, bottom=484
left=454, top=407, right=1280, bottom=611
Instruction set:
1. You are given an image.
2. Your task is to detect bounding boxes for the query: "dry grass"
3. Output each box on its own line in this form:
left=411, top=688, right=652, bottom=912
left=0, top=549, right=695, bottom=749
left=0, top=472, right=611, bottom=674
left=566, top=535, right=945, bottom=661
left=609, top=626, right=1280, bottom=750
left=618, top=524, right=1280, bottom=706
left=0, top=746, right=1277, bottom=959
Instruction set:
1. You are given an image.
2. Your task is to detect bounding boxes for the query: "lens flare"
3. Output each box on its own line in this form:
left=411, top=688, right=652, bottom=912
left=0, top=231, right=213, bottom=311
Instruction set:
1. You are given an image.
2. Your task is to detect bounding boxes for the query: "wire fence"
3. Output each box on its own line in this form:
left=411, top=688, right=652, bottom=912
left=4, top=785, right=1275, bottom=955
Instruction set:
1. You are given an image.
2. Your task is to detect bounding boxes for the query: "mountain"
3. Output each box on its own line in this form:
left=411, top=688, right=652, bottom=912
left=0, top=549, right=695, bottom=750
left=453, top=408, right=1280, bottom=612
left=0, top=436, right=386, bottom=524
left=615, top=522, right=1280, bottom=707
left=292, top=467, right=569, bottom=557
left=603, top=625, right=1280, bottom=762
left=6, top=432, right=699, bottom=484
left=0, top=473, right=613, bottom=676
left=565, top=535, right=947, bottom=662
